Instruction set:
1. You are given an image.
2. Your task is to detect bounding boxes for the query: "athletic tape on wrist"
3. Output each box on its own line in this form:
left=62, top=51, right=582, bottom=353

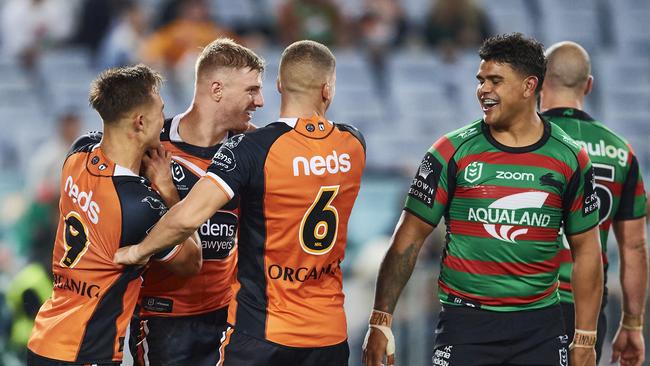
left=366, top=324, right=395, bottom=355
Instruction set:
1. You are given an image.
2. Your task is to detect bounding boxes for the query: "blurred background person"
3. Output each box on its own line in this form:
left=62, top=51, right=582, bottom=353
left=423, top=0, right=492, bottom=62
left=97, top=1, right=148, bottom=69
left=277, top=0, right=344, bottom=47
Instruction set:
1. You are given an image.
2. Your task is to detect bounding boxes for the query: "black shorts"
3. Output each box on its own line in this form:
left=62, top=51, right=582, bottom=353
left=432, top=305, right=568, bottom=366
left=27, top=351, right=119, bottom=366
left=560, top=302, right=607, bottom=362
left=219, top=326, right=349, bottom=366
left=129, top=306, right=228, bottom=366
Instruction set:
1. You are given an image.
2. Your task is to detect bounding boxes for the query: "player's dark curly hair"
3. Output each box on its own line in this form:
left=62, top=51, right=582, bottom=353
left=89, top=64, right=163, bottom=123
left=479, top=33, right=546, bottom=93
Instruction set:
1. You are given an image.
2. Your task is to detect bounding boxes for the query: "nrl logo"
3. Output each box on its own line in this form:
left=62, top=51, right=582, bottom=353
left=464, top=162, right=483, bottom=183
left=171, top=161, right=185, bottom=182
left=459, top=127, right=478, bottom=139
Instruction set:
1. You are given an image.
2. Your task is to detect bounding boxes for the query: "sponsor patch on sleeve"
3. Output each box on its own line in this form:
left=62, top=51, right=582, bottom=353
left=582, top=166, right=598, bottom=216
left=408, top=152, right=442, bottom=208
left=210, top=147, right=236, bottom=172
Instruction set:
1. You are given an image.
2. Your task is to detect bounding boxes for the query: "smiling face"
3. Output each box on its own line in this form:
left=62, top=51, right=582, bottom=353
left=476, top=60, right=535, bottom=128
left=217, top=67, right=264, bottom=132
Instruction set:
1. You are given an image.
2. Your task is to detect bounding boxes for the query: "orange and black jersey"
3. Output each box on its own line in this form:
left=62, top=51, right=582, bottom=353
left=138, top=115, right=238, bottom=316
left=28, top=133, right=177, bottom=364
left=205, top=116, right=366, bottom=348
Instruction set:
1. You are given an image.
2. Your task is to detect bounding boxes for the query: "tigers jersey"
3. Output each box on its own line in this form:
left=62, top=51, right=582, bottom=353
left=205, top=116, right=365, bottom=347
left=138, top=116, right=238, bottom=316
left=28, top=133, right=177, bottom=364
left=405, top=118, right=599, bottom=312
left=542, top=108, right=647, bottom=303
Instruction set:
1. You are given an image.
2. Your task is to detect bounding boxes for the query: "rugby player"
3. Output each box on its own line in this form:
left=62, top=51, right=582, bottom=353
left=130, top=38, right=264, bottom=366
left=362, top=33, right=603, bottom=366
left=115, top=40, right=366, bottom=366
left=26, top=64, right=201, bottom=366
left=541, top=41, right=647, bottom=366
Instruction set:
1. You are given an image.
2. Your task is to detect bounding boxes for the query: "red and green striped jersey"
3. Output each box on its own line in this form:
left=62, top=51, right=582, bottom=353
left=405, top=118, right=599, bottom=312
left=542, top=108, right=647, bottom=303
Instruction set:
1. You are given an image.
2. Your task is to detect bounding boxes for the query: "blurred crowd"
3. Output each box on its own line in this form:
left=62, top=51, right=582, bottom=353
left=0, top=0, right=648, bottom=365
left=0, top=0, right=493, bottom=104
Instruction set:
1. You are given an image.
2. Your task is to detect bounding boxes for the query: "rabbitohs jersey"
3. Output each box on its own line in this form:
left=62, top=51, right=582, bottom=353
left=542, top=108, right=647, bottom=304
left=405, top=118, right=599, bottom=312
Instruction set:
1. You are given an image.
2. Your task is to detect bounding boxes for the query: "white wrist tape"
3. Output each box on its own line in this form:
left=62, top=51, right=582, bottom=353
left=364, top=324, right=395, bottom=355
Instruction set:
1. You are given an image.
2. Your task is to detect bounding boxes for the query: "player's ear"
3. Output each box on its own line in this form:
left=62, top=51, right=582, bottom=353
left=211, top=80, right=223, bottom=102
left=276, top=78, right=283, bottom=94
left=322, top=82, right=332, bottom=103
left=584, top=75, right=593, bottom=96
left=134, top=113, right=146, bottom=133
left=523, top=76, right=538, bottom=98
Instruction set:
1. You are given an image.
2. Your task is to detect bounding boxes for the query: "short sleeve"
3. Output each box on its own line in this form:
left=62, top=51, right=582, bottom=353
left=614, top=152, right=647, bottom=220
left=404, top=136, right=454, bottom=227
left=563, top=148, right=600, bottom=235
left=205, top=133, right=259, bottom=199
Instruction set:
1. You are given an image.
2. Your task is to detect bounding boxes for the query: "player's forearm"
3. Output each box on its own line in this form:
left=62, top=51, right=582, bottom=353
left=373, top=240, right=422, bottom=313
left=571, top=246, right=603, bottom=331
left=156, top=180, right=181, bottom=207
left=620, top=240, right=648, bottom=316
left=136, top=202, right=203, bottom=261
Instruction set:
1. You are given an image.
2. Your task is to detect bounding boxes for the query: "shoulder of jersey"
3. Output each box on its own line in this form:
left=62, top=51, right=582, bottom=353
left=547, top=121, right=585, bottom=154
left=335, top=122, right=366, bottom=151
left=444, top=119, right=483, bottom=146
left=66, top=131, right=103, bottom=158
left=588, top=119, right=631, bottom=149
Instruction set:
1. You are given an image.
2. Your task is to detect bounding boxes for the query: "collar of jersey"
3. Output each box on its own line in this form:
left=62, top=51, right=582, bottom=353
left=87, top=144, right=139, bottom=177
left=481, top=115, right=551, bottom=154
left=541, top=107, right=595, bottom=122
left=169, top=113, right=229, bottom=145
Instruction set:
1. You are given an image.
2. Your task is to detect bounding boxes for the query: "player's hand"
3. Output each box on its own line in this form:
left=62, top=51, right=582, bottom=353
left=611, top=327, right=645, bottom=366
left=142, top=145, right=174, bottom=193
left=569, top=347, right=596, bottom=366
left=362, top=327, right=395, bottom=366
left=113, top=244, right=149, bottom=266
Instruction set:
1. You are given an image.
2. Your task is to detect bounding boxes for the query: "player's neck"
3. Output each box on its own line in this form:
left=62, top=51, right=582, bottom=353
left=280, top=95, right=326, bottom=119
left=540, top=88, right=584, bottom=112
left=489, top=110, right=544, bottom=148
left=100, top=128, right=145, bottom=174
left=178, top=104, right=228, bottom=147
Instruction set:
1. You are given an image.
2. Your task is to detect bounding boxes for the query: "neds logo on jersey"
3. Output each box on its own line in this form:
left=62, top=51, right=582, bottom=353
left=64, top=176, right=100, bottom=224
left=292, top=150, right=351, bottom=176
left=408, top=152, right=442, bottom=208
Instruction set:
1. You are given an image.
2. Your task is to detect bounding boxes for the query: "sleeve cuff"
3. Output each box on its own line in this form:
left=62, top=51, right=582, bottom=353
left=205, top=172, right=235, bottom=200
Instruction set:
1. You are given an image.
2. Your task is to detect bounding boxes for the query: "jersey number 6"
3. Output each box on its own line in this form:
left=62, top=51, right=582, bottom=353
left=300, top=186, right=340, bottom=255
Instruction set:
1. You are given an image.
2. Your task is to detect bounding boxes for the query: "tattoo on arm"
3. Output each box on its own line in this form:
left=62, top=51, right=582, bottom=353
left=374, top=242, right=420, bottom=313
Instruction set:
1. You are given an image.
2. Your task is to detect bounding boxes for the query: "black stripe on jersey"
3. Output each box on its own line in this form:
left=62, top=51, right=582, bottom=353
left=66, top=132, right=102, bottom=159
left=563, top=169, right=580, bottom=224
left=114, top=177, right=173, bottom=260
left=76, top=266, right=142, bottom=363
left=233, top=122, right=291, bottom=339
left=335, top=123, right=366, bottom=153
left=615, top=154, right=644, bottom=220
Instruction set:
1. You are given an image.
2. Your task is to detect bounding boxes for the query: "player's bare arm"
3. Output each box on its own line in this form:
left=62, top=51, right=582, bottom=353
left=137, top=144, right=202, bottom=276
left=567, top=226, right=603, bottom=365
left=610, top=217, right=647, bottom=366
left=114, top=177, right=230, bottom=265
left=363, top=211, right=433, bottom=366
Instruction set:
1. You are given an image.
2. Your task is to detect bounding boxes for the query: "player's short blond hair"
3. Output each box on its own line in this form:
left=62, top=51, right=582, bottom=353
left=279, top=40, right=336, bottom=93
left=89, top=64, right=163, bottom=123
left=195, top=38, right=265, bottom=78
left=545, top=41, right=591, bottom=89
